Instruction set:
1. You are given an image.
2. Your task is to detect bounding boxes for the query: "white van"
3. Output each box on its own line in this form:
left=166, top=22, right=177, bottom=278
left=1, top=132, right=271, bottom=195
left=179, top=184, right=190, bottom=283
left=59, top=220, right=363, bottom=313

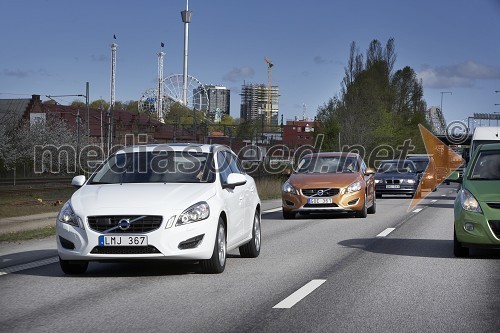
left=469, top=127, right=500, bottom=161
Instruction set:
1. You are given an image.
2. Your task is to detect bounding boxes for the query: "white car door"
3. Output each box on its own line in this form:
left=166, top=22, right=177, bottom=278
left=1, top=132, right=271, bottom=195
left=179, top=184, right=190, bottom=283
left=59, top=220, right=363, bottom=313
left=217, top=150, right=247, bottom=248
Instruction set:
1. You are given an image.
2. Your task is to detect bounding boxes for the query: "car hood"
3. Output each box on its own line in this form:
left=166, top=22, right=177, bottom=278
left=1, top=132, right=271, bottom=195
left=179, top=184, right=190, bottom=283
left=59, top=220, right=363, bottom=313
left=70, top=183, right=217, bottom=215
left=289, top=172, right=361, bottom=188
left=466, top=180, right=500, bottom=202
left=375, top=172, right=418, bottom=179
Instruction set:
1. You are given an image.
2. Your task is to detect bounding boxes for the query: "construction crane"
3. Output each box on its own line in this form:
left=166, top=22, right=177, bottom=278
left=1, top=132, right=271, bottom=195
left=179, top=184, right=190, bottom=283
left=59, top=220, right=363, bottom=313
left=264, top=57, right=274, bottom=127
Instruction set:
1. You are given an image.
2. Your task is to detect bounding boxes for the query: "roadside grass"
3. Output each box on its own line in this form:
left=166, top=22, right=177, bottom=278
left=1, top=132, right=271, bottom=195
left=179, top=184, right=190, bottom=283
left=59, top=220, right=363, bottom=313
left=0, top=185, right=76, bottom=219
left=0, top=226, right=56, bottom=242
left=254, top=175, right=285, bottom=200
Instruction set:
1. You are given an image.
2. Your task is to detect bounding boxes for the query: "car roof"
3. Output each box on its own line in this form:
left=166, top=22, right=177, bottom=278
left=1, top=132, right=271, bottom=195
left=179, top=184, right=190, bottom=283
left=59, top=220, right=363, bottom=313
left=303, top=152, right=360, bottom=158
left=116, top=143, right=222, bottom=154
left=379, top=159, right=416, bottom=164
left=477, top=143, right=500, bottom=151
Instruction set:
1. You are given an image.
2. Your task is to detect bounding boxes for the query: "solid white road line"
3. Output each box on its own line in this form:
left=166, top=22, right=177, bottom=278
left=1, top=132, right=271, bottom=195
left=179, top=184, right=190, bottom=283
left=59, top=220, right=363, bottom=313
left=412, top=208, right=423, bottom=213
left=273, top=279, right=326, bottom=309
left=0, top=256, right=59, bottom=276
left=376, top=228, right=396, bottom=238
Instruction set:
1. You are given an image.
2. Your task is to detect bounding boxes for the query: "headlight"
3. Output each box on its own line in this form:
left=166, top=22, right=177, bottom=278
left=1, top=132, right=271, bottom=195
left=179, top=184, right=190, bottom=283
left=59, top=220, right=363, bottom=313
left=282, top=181, right=298, bottom=194
left=176, top=201, right=210, bottom=226
left=57, top=201, right=84, bottom=229
left=459, top=189, right=482, bottom=213
left=347, top=180, right=362, bottom=193
left=374, top=179, right=383, bottom=184
left=402, top=179, right=416, bottom=184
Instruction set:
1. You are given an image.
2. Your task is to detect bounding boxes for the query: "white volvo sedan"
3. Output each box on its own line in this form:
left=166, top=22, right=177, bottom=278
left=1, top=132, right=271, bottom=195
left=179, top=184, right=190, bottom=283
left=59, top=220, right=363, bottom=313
left=56, top=144, right=261, bottom=274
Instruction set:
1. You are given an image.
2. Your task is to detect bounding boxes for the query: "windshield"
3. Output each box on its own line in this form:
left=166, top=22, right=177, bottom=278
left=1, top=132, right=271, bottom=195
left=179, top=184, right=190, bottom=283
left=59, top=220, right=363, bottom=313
left=470, top=151, right=500, bottom=180
left=377, top=161, right=416, bottom=173
left=89, top=151, right=214, bottom=184
left=410, top=160, right=429, bottom=173
left=296, top=156, right=359, bottom=173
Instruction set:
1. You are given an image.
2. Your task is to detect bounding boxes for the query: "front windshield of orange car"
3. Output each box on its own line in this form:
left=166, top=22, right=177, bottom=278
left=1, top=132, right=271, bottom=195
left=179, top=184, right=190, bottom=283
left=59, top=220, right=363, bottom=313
left=296, top=156, right=359, bottom=173
left=470, top=151, right=500, bottom=180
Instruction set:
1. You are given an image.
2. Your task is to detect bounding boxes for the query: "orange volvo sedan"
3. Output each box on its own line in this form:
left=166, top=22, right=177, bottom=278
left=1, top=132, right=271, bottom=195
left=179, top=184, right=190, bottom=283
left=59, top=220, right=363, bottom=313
left=282, top=152, right=376, bottom=219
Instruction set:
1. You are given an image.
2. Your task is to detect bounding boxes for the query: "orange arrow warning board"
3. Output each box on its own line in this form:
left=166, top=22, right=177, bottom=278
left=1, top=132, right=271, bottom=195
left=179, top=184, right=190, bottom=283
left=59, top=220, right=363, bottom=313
left=408, top=124, right=465, bottom=210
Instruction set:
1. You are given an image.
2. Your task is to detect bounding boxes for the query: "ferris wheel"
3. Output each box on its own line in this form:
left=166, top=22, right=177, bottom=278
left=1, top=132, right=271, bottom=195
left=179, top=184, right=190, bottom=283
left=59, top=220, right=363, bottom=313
left=138, top=88, right=169, bottom=118
left=163, top=74, right=209, bottom=115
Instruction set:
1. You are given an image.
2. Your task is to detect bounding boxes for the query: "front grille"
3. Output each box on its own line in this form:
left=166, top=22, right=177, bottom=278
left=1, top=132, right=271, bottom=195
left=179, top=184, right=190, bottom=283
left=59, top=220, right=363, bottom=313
left=90, top=245, right=161, bottom=254
left=304, top=203, right=339, bottom=208
left=301, top=188, right=339, bottom=197
left=88, top=215, right=163, bottom=233
left=487, top=202, right=500, bottom=209
left=385, top=179, right=400, bottom=184
left=488, top=220, right=500, bottom=238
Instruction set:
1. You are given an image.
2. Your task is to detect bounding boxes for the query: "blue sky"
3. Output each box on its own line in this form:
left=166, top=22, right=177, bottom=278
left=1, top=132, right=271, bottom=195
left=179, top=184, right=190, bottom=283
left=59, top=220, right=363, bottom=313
left=1, top=0, right=500, bottom=127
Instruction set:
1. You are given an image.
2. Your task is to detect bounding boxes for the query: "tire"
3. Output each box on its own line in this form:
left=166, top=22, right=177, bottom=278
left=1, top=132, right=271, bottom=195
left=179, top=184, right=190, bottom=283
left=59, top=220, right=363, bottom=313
left=200, top=218, right=227, bottom=274
left=355, top=195, right=367, bottom=218
left=367, top=195, right=376, bottom=214
left=239, top=210, right=261, bottom=258
left=283, top=210, right=296, bottom=219
left=453, top=227, right=469, bottom=258
left=59, top=257, right=88, bottom=275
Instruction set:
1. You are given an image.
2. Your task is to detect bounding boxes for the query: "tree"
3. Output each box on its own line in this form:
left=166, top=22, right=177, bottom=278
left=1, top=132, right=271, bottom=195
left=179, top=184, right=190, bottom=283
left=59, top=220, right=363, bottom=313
left=316, top=38, right=430, bottom=161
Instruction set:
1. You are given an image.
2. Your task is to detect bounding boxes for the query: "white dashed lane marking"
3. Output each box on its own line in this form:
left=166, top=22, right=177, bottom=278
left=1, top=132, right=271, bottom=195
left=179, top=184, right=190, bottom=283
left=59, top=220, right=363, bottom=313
left=273, top=279, right=327, bottom=309
left=376, top=228, right=396, bottom=237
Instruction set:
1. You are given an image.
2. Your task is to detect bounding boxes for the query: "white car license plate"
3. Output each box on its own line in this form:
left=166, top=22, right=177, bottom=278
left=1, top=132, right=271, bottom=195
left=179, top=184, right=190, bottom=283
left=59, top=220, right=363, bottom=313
left=308, top=197, right=333, bottom=204
left=99, top=235, right=148, bottom=246
left=386, top=185, right=400, bottom=189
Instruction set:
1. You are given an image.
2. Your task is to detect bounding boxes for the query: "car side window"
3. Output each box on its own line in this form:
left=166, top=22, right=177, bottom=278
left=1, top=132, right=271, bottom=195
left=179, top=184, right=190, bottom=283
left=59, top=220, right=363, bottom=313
left=217, top=151, right=232, bottom=185
left=227, top=152, right=244, bottom=174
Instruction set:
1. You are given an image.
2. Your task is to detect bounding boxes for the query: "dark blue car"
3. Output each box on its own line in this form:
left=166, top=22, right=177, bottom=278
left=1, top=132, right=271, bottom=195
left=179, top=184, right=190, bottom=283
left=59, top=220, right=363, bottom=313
left=374, top=159, right=420, bottom=198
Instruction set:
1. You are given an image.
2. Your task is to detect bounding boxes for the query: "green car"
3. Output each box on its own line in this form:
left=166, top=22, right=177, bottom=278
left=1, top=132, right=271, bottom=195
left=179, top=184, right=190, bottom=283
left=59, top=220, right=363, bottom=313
left=449, top=143, right=500, bottom=257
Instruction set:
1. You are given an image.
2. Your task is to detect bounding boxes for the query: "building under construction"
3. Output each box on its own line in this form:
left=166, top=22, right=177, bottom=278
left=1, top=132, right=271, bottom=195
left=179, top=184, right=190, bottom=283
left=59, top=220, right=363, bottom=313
left=240, top=83, right=279, bottom=126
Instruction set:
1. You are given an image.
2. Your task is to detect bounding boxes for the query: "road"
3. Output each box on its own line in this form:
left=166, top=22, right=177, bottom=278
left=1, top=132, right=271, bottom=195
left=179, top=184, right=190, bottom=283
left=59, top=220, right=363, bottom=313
left=0, top=184, right=499, bottom=332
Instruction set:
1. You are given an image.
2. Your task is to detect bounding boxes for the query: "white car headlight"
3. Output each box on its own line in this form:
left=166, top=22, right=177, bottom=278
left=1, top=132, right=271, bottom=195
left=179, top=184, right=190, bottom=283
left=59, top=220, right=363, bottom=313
left=57, top=201, right=84, bottom=229
left=374, top=179, right=383, bottom=184
left=347, top=180, right=362, bottom=193
left=282, top=181, right=298, bottom=195
left=403, top=179, right=416, bottom=184
left=459, top=189, right=482, bottom=213
left=176, top=201, right=210, bottom=226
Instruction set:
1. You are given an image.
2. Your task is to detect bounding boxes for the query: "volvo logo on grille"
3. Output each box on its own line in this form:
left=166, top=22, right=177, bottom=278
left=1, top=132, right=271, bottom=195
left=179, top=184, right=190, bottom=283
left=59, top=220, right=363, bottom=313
left=317, top=190, right=324, bottom=196
left=118, top=219, right=131, bottom=230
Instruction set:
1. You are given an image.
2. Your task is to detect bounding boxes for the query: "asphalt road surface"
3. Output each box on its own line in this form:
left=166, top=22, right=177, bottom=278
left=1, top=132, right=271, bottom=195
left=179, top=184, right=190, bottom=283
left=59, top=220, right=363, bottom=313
left=1, top=184, right=499, bottom=332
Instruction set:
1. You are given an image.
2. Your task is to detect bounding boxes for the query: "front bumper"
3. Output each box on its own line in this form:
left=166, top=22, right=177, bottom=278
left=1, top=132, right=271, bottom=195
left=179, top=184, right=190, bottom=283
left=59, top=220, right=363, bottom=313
left=454, top=203, right=500, bottom=248
left=282, top=189, right=365, bottom=213
left=375, top=184, right=417, bottom=195
left=56, top=215, right=218, bottom=261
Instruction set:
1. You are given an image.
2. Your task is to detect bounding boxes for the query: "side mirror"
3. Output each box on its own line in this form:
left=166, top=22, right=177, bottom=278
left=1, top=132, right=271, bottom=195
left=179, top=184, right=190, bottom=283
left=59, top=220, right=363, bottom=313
left=71, top=175, right=86, bottom=187
left=223, top=173, right=247, bottom=189
left=446, top=170, right=462, bottom=183
left=365, top=167, right=376, bottom=175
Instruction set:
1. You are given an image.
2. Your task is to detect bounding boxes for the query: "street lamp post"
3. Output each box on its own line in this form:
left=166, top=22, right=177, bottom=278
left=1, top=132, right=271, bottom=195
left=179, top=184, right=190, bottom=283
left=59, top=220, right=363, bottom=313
left=440, top=91, right=452, bottom=115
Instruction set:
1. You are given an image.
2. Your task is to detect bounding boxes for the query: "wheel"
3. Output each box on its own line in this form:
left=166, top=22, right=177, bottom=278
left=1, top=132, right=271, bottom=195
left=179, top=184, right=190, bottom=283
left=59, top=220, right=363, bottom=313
left=59, top=257, right=88, bottom=275
left=355, top=195, right=367, bottom=218
left=283, top=210, right=296, bottom=219
left=453, top=227, right=469, bottom=258
left=201, top=218, right=227, bottom=274
left=367, top=196, right=376, bottom=214
left=239, top=210, right=261, bottom=258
